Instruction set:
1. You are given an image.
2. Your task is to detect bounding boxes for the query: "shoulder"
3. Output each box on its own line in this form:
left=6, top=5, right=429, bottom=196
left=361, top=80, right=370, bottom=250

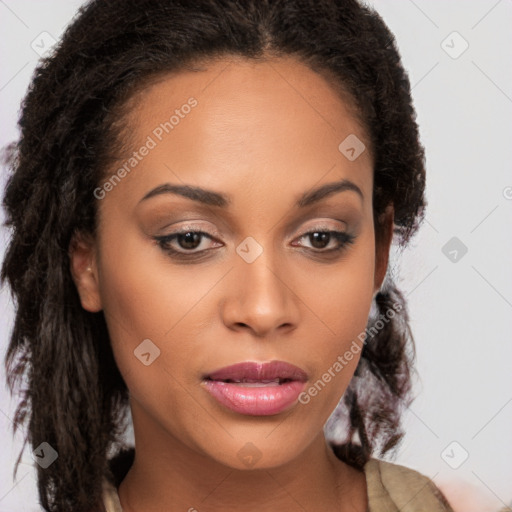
left=102, top=478, right=123, bottom=512
left=101, top=448, right=135, bottom=512
left=363, top=458, right=455, bottom=512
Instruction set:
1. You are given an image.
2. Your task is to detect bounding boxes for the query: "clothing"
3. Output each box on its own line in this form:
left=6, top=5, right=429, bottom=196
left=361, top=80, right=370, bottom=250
left=102, top=457, right=455, bottom=511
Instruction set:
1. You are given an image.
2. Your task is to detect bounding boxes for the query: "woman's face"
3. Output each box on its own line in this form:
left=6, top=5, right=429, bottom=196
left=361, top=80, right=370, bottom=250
left=72, top=55, right=392, bottom=470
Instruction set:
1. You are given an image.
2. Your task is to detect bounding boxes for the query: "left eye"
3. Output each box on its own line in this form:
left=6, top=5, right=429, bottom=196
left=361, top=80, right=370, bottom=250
left=293, top=230, right=355, bottom=252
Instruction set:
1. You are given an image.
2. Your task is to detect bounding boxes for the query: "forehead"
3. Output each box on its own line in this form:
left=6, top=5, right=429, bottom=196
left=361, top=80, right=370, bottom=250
left=125, top=54, right=368, bottom=145
left=101, top=55, right=373, bottom=210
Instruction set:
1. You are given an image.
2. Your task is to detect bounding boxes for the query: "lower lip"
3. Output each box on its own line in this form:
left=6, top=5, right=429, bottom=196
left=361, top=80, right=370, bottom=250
left=202, top=380, right=306, bottom=416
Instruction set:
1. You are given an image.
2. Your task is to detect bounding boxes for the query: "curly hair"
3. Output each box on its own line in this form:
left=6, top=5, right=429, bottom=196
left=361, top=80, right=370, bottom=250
left=1, top=0, right=426, bottom=510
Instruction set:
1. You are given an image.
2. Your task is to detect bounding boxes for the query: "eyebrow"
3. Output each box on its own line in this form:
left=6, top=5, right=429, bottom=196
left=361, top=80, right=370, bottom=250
left=139, top=178, right=363, bottom=208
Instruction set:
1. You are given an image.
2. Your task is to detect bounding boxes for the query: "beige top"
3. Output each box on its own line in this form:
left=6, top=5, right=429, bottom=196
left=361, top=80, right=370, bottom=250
left=102, top=457, right=456, bottom=511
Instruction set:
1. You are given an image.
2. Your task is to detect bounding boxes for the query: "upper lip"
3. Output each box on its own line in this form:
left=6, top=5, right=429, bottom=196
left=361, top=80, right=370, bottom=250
left=204, top=360, right=308, bottom=383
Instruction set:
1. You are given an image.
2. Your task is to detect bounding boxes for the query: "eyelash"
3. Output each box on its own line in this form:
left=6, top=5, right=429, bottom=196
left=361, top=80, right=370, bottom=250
left=154, top=226, right=356, bottom=260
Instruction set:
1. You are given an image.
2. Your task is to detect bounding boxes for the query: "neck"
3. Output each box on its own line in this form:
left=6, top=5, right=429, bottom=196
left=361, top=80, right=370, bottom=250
left=117, top=408, right=367, bottom=512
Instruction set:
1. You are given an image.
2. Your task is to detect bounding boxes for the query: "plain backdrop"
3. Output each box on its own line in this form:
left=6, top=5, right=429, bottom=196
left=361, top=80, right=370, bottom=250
left=1, top=1, right=511, bottom=511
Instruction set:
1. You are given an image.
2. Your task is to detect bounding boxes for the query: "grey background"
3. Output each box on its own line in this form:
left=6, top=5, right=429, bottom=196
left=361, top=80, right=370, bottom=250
left=1, top=1, right=511, bottom=510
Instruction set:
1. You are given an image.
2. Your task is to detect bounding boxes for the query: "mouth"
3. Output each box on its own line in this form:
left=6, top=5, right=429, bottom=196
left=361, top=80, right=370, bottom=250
left=204, top=377, right=293, bottom=387
left=203, top=360, right=308, bottom=382
left=201, top=360, right=308, bottom=416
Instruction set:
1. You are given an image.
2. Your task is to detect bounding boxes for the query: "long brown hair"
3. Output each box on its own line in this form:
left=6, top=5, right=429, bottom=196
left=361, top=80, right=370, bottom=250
left=2, top=1, right=425, bottom=510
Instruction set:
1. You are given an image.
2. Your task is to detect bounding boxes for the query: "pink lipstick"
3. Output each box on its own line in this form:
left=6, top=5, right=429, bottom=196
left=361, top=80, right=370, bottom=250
left=202, top=361, right=308, bottom=416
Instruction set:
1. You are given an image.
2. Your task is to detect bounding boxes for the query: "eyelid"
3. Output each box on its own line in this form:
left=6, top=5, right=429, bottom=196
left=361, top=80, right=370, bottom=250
left=298, top=219, right=348, bottom=232
left=160, top=219, right=347, bottom=241
left=162, top=222, right=221, bottom=238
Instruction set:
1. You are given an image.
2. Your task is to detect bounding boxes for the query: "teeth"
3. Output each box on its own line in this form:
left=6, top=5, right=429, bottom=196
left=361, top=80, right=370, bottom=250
left=222, top=378, right=282, bottom=386
left=232, top=381, right=281, bottom=387
left=237, top=382, right=279, bottom=387
left=234, top=378, right=280, bottom=383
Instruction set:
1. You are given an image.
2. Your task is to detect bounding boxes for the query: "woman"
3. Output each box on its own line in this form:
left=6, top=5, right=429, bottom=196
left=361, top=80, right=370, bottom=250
left=1, top=1, right=456, bottom=511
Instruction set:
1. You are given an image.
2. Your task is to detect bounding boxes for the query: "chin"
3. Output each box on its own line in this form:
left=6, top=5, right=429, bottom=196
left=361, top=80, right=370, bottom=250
left=195, top=430, right=309, bottom=471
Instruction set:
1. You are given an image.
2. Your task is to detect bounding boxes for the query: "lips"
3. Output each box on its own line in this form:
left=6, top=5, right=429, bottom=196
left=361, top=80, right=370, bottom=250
left=202, top=361, right=308, bottom=416
left=204, top=360, right=308, bottom=384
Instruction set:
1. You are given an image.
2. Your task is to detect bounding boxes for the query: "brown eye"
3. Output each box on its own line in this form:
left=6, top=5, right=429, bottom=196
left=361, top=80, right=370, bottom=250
left=308, top=231, right=331, bottom=250
left=176, top=232, right=203, bottom=250
left=154, top=229, right=221, bottom=256
left=294, top=230, right=355, bottom=253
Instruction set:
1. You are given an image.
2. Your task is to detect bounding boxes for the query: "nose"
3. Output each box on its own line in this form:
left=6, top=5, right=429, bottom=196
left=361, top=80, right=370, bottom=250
left=220, top=247, right=300, bottom=338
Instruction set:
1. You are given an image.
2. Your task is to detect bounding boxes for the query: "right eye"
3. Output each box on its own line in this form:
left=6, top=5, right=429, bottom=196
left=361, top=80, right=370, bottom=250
left=154, top=229, right=222, bottom=257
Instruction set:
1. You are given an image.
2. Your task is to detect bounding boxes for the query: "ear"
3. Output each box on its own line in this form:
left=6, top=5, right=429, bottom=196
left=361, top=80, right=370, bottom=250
left=373, top=204, right=394, bottom=296
left=68, top=230, right=102, bottom=312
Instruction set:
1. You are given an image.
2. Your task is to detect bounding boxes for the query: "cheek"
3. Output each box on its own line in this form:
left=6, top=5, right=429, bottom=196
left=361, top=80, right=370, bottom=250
left=312, top=230, right=376, bottom=339
left=95, top=244, right=216, bottom=436
left=297, top=232, right=376, bottom=407
left=96, top=241, right=218, bottom=370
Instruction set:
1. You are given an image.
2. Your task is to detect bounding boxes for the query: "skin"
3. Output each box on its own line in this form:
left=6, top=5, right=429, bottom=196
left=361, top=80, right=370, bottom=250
left=70, top=55, right=394, bottom=512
